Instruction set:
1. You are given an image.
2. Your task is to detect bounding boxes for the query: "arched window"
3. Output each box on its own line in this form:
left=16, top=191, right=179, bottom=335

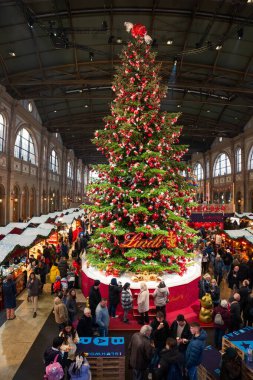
left=193, top=162, right=204, bottom=180
left=14, top=128, right=36, bottom=164
left=213, top=153, right=231, bottom=177
left=235, top=147, right=242, bottom=173
left=0, top=114, right=6, bottom=152
left=67, top=161, right=73, bottom=179
left=77, top=168, right=81, bottom=182
left=206, top=160, right=210, bottom=179
left=49, top=149, right=59, bottom=173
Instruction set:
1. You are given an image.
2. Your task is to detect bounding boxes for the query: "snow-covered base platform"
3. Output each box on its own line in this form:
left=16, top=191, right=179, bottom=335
left=81, top=259, right=201, bottom=313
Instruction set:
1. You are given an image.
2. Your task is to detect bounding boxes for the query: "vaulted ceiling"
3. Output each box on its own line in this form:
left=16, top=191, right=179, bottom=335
left=0, top=0, right=253, bottom=164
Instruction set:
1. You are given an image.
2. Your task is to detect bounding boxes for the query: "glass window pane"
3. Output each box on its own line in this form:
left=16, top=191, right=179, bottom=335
left=14, top=128, right=36, bottom=164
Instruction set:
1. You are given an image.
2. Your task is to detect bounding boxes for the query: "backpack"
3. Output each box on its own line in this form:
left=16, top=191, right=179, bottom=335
left=214, top=312, right=224, bottom=325
left=45, top=354, right=64, bottom=380
left=166, top=364, right=183, bottom=380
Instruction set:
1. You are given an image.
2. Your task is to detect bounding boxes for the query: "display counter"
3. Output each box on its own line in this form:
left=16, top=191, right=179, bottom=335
left=77, top=337, right=125, bottom=380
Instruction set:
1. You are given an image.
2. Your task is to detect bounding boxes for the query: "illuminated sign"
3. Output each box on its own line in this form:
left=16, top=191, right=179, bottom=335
left=120, top=231, right=177, bottom=249
left=77, top=337, right=125, bottom=357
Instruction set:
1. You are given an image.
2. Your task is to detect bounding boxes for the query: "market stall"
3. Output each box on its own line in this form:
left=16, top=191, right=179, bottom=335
left=221, top=228, right=253, bottom=259
left=55, top=210, right=85, bottom=242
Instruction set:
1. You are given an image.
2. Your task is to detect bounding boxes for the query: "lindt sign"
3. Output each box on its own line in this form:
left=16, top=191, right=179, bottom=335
left=120, top=231, right=177, bottom=249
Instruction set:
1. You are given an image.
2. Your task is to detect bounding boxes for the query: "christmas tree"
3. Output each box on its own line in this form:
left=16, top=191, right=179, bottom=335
left=85, top=22, right=197, bottom=276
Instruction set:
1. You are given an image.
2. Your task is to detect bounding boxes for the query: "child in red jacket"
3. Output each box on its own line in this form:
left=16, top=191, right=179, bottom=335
left=53, top=276, right=62, bottom=294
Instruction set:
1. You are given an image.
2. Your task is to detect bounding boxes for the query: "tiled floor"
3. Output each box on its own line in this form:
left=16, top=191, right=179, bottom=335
left=0, top=283, right=85, bottom=380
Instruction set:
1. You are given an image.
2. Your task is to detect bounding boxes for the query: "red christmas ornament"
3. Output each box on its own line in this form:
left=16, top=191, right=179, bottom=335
left=152, top=213, right=159, bottom=220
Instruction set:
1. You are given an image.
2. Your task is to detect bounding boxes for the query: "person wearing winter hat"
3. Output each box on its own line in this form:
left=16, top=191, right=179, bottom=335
left=108, top=277, right=122, bottom=318
left=89, top=280, right=101, bottom=324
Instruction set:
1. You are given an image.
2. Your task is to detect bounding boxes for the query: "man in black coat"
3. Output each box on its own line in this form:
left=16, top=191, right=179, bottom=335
left=238, top=259, right=249, bottom=283
left=77, top=308, right=93, bottom=337
left=154, top=337, right=184, bottom=380
left=228, top=265, right=240, bottom=292
left=229, top=293, right=242, bottom=332
left=89, top=279, right=102, bottom=324
left=150, top=311, right=170, bottom=351
left=170, top=314, right=192, bottom=353
left=58, top=256, right=68, bottom=278
left=129, top=325, right=154, bottom=380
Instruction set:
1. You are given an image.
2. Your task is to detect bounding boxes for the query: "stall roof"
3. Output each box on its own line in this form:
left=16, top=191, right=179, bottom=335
left=224, top=228, right=253, bottom=239
left=55, top=210, right=85, bottom=224
left=28, top=208, right=81, bottom=224
left=234, top=213, right=253, bottom=220
left=0, top=223, right=29, bottom=236
left=21, top=224, right=56, bottom=238
left=0, top=234, right=38, bottom=263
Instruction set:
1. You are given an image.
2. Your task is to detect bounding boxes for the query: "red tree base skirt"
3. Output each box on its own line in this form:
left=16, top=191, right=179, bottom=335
left=81, top=259, right=201, bottom=313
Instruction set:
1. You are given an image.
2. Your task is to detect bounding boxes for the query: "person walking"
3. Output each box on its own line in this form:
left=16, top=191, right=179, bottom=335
left=137, top=282, right=150, bottom=325
left=210, top=279, right=220, bottom=307
left=213, top=255, right=224, bottom=286
left=152, top=281, right=169, bottom=318
left=3, top=274, right=16, bottom=320
left=228, top=265, right=240, bottom=294
left=54, top=292, right=69, bottom=331
left=108, top=277, right=122, bottom=318
left=129, top=325, right=154, bottom=380
left=121, top=282, right=133, bottom=323
left=89, top=280, right=102, bottom=324
left=185, top=322, right=207, bottom=380
left=37, top=259, right=47, bottom=291
left=212, top=299, right=230, bottom=350
left=95, top=298, right=110, bottom=337
left=66, top=288, right=78, bottom=323
left=58, top=256, right=69, bottom=278
left=43, top=336, right=67, bottom=379
left=49, top=262, right=60, bottom=294
left=27, top=272, right=41, bottom=318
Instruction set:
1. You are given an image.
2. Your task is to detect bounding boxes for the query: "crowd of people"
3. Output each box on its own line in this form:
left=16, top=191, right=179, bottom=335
left=198, top=226, right=253, bottom=352
left=2, top=223, right=250, bottom=380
